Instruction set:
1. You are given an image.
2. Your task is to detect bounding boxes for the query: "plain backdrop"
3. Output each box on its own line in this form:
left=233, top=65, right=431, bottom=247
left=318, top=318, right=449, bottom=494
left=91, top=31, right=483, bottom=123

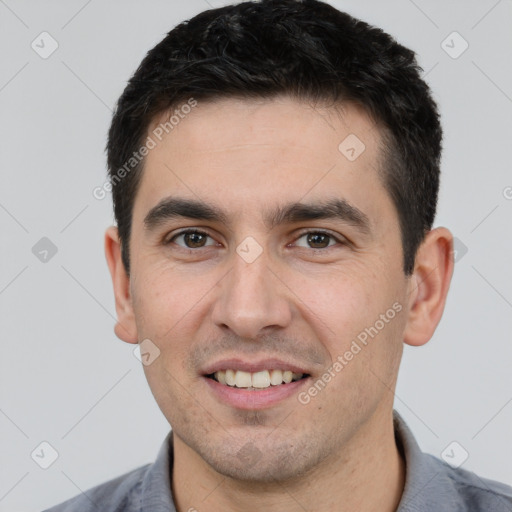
left=1, top=1, right=511, bottom=510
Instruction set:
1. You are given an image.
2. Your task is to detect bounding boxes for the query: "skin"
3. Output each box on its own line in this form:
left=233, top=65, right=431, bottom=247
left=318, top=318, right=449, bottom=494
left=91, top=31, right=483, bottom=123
left=105, top=96, right=454, bottom=511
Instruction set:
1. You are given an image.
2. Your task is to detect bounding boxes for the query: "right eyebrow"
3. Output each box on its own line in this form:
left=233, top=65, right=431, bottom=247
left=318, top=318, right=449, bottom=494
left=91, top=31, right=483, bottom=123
left=144, top=197, right=229, bottom=231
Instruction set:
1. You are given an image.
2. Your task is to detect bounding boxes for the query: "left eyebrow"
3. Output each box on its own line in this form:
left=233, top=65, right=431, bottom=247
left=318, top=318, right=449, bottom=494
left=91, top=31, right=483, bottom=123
left=143, top=196, right=372, bottom=235
left=264, top=198, right=372, bottom=235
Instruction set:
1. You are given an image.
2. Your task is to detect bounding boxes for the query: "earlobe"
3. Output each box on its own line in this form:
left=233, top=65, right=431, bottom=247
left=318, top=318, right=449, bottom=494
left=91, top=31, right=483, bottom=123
left=104, top=226, right=139, bottom=344
left=403, top=227, right=454, bottom=347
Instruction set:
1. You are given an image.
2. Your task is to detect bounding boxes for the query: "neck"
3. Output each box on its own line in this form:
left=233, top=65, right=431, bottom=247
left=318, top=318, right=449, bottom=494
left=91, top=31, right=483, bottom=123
left=172, top=408, right=405, bottom=512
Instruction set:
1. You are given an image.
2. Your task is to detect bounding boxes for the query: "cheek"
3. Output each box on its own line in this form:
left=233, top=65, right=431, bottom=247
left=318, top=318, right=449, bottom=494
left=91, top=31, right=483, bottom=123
left=291, top=262, right=386, bottom=342
left=132, top=263, right=203, bottom=332
left=297, top=264, right=404, bottom=379
left=130, top=272, right=192, bottom=377
left=133, top=269, right=204, bottom=414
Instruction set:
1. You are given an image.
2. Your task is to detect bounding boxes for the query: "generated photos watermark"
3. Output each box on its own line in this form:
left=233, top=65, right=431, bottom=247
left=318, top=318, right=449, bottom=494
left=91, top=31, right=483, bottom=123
left=298, top=301, right=403, bottom=404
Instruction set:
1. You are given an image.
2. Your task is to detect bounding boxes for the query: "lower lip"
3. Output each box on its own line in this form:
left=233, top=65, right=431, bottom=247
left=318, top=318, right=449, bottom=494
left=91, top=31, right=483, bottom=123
left=203, top=376, right=309, bottom=410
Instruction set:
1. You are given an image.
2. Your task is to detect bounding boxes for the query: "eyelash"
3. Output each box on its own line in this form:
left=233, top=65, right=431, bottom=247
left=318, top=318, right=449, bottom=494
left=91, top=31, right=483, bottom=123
left=164, top=228, right=347, bottom=250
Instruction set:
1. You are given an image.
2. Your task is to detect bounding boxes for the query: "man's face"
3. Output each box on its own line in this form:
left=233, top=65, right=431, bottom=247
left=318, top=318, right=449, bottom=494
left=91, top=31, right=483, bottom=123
left=126, top=96, right=412, bottom=481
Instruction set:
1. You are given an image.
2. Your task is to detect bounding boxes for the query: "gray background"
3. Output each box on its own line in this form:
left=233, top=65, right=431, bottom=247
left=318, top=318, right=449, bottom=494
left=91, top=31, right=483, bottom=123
left=1, top=0, right=511, bottom=510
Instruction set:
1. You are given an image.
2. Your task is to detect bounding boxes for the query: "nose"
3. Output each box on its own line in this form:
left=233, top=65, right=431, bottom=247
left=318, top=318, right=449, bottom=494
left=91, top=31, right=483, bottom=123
left=211, top=249, right=293, bottom=340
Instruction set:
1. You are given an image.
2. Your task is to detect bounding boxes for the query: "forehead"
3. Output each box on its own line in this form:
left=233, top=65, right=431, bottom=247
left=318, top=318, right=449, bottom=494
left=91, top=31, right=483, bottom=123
left=135, top=96, right=395, bottom=234
left=148, top=96, right=379, bottom=159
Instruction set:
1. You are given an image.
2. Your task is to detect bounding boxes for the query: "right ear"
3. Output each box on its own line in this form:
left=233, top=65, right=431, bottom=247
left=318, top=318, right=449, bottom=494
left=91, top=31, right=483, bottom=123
left=104, top=226, right=138, bottom=344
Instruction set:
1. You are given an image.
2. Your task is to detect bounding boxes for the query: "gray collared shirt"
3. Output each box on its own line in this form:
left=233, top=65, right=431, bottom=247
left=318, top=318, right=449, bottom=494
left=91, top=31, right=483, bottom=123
left=44, top=410, right=512, bottom=511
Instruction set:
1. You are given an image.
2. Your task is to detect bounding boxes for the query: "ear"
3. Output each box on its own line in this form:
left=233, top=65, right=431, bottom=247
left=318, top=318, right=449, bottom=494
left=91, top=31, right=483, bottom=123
left=403, top=227, right=454, bottom=347
left=104, top=226, right=138, bottom=344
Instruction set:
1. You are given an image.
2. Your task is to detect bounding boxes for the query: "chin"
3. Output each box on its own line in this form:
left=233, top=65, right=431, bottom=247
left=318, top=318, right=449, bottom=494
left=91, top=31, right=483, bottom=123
left=197, top=436, right=325, bottom=484
left=208, top=456, right=304, bottom=483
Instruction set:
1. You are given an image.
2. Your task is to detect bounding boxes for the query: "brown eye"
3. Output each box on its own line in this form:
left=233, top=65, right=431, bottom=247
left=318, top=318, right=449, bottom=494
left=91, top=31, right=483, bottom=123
left=295, top=231, right=339, bottom=249
left=306, top=233, right=331, bottom=248
left=183, top=232, right=207, bottom=248
left=168, top=230, right=216, bottom=249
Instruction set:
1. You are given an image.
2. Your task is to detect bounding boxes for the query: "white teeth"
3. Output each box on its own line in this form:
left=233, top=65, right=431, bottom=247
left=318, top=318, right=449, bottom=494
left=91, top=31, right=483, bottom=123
left=217, top=371, right=227, bottom=385
left=225, top=369, right=236, bottom=386
left=252, top=370, right=270, bottom=388
left=212, top=369, right=304, bottom=388
left=235, top=370, right=252, bottom=388
left=270, top=369, right=283, bottom=385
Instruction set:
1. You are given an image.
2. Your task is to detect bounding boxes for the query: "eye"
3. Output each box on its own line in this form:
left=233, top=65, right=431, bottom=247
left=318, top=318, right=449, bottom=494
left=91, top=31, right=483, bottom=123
left=166, top=229, right=218, bottom=249
left=293, top=230, right=343, bottom=249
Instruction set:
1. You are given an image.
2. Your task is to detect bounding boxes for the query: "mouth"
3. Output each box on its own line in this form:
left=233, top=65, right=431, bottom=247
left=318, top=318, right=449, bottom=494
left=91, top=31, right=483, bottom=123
left=206, top=369, right=309, bottom=390
left=201, top=358, right=312, bottom=409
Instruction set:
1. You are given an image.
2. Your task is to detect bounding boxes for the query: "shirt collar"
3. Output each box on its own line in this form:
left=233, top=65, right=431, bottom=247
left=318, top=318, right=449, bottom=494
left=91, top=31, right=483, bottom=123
left=394, top=409, right=455, bottom=512
left=140, top=430, right=176, bottom=511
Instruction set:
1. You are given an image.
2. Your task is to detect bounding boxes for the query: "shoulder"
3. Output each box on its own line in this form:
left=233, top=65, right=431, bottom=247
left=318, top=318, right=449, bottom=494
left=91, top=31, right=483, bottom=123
left=425, top=453, right=512, bottom=511
left=393, top=410, right=512, bottom=511
left=42, top=463, right=151, bottom=512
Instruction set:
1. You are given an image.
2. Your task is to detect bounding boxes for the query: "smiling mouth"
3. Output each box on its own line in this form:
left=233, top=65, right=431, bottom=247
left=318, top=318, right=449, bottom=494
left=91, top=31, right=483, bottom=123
left=206, top=369, right=309, bottom=390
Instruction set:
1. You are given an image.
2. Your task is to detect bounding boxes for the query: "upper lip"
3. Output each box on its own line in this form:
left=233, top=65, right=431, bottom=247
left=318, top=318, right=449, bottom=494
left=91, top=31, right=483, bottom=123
left=202, top=358, right=311, bottom=376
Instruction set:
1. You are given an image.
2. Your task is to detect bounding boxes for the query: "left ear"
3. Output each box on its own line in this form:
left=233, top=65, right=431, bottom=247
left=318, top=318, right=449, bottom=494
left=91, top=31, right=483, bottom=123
left=403, top=227, right=454, bottom=347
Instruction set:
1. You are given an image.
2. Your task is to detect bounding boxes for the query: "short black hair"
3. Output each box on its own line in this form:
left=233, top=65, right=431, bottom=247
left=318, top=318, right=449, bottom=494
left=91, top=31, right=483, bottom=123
left=106, top=0, right=442, bottom=275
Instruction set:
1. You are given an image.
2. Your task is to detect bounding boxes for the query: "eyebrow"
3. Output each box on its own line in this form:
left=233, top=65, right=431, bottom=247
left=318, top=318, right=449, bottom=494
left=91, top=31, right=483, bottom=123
left=144, top=196, right=371, bottom=235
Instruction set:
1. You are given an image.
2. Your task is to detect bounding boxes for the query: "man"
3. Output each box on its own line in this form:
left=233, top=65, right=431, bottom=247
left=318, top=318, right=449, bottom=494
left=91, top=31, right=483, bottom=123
left=45, top=0, right=512, bottom=510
